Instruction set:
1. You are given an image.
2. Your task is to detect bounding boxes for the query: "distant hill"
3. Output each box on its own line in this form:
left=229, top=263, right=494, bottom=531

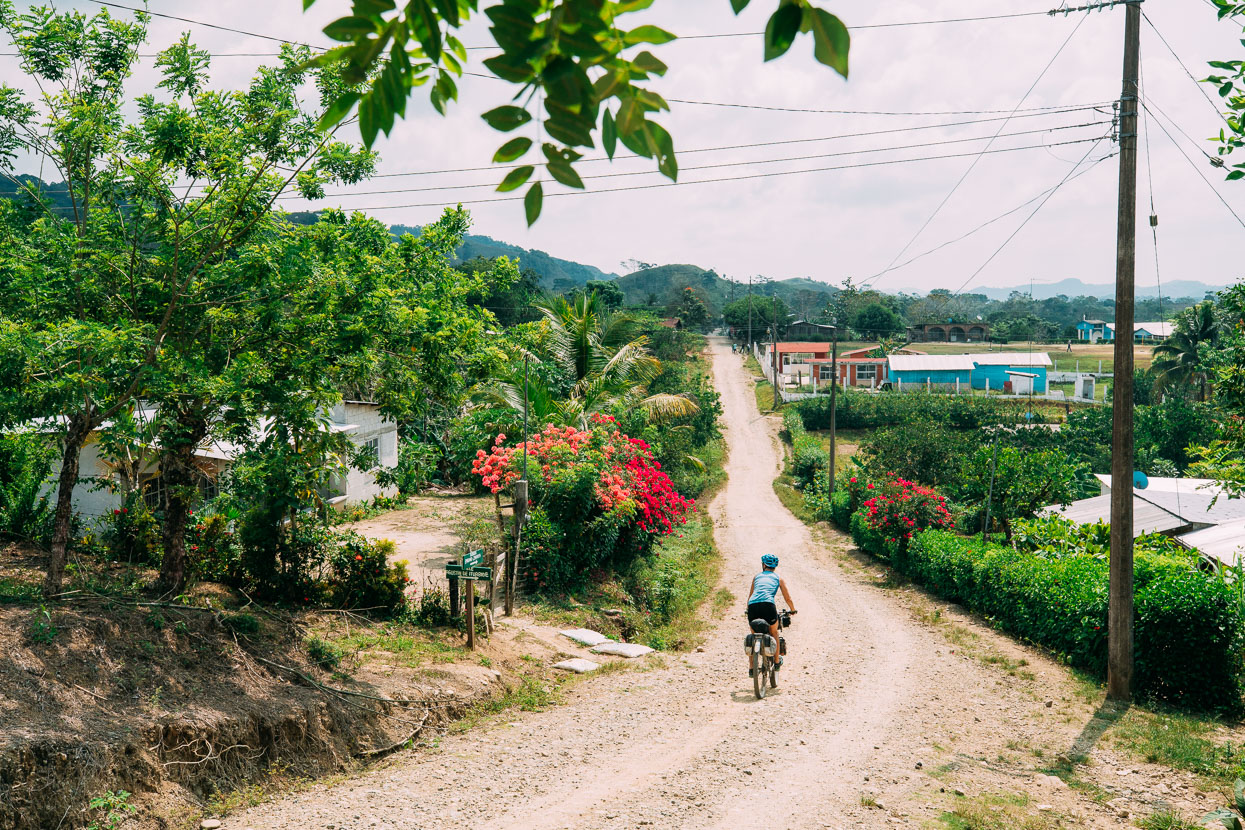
left=390, top=226, right=617, bottom=291
left=615, top=264, right=837, bottom=315
left=973, top=278, right=1229, bottom=301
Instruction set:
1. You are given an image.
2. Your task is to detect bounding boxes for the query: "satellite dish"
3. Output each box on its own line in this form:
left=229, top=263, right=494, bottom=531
left=1133, top=471, right=1149, bottom=490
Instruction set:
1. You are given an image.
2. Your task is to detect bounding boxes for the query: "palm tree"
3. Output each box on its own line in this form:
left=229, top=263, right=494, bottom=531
left=474, top=291, right=699, bottom=428
left=1152, top=302, right=1220, bottom=401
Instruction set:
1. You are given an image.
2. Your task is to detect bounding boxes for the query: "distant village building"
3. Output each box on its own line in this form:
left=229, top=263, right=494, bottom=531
left=886, top=352, right=1051, bottom=394
left=35, top=401, right=397, bottom=525
left=806, top=347, right=925, bottom=388
left=906, top=322, right=990, bottom=343
left=782, top=320, right=838, bottom=341
left=1075, top=317, right=1172, bottom=343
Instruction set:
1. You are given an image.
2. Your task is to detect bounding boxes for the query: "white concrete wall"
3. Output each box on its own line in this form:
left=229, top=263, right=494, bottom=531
left=41, top=440, right=122, bottom=527
left=337, top=403, right=399, bottom=504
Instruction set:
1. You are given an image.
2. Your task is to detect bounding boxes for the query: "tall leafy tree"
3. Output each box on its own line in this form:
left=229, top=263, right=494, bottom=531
left=306, top=0, right=851, bottom=222
left=0, top=5, right=373, bottom=594
left=1152, top=301, right=1221, bottom=401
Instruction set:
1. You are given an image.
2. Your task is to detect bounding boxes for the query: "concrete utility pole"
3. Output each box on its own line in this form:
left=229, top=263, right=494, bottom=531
left=747, top=275, right=754, bottom=347
left=1108, top=0, right=1142, bottom=702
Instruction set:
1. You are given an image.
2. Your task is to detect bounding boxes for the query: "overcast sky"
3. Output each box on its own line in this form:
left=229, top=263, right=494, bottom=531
left=6, top=0, right=1245, bottom=293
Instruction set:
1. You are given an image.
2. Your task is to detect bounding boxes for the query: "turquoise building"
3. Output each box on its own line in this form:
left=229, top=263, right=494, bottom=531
left=888, top=353, right=1051, bottom=394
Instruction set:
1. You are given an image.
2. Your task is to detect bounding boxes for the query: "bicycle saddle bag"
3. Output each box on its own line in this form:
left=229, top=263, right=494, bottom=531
left=749, top=618, right=771, bottom=634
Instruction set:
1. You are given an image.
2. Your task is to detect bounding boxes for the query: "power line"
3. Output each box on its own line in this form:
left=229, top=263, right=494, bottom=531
left=293, top=135, right=1107, bottom=213
left=277, top=119, right=1107, bottom=200
left=862, top=151, right=1115, bottom=283
left=86, top=0, right=322, bottom=49
left=662, top=98, right=1112, bottom=117
left=1141, top=11, right=1230, bottom=127
left=951, top=133, right=1110, bottom=295
left=1140, top=97, right=1245, bottom=230
left=868, top=10, right=1091, bottom=288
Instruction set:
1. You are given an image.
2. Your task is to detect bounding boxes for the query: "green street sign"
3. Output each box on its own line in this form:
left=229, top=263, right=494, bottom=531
left=446, top=563, right=492, bottom=581
left=461, top=549, right=485, bottom=568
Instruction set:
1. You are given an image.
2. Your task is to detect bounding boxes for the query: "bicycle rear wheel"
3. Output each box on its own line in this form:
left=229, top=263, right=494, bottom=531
left=752, top=652, right=766, bottom=699
left=769, top=660, right=778, bottom=689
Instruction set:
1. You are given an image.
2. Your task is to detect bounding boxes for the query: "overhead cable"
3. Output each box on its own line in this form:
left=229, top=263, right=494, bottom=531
left=1141, top=11, right=1231, bottom=127
left=1140, top=98, right=1245, bottom=230
left=867, top=10, right=1091, bottom=288
left=278, top=119, right=1108, bottom=200
left=951, top=133, right=1109, bottom=295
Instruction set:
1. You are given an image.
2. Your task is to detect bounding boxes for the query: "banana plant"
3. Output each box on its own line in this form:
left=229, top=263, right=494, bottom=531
left=1203, top=779, right=1245, bottom=829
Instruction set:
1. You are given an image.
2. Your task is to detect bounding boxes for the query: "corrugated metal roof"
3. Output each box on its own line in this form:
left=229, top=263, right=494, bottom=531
left=971, top=353, right=1053, bottom=367
left=888, top=354, right=976, bottom=372
left=1043, top=494, right=1191, bottom=536
left=1135, top=322, right=1174, bottom=337
left=1141, top=491, right=1245, bottom=524
left=774, top=342, right=834, bottom=353
left=1094, top=474, right=1222, bottom=494
left=1179, top=519, right=1245, bottom=565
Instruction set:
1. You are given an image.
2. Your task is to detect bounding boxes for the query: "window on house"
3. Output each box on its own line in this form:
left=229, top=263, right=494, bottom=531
left=819, top=365, right=833, bottom=380
left=361, top=437, right=380, bottom=470
left=857, top=365, right=878, bottom=381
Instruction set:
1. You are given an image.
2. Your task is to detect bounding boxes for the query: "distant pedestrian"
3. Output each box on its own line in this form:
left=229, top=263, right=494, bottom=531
left=1066, top=340, right=1072, bottom=352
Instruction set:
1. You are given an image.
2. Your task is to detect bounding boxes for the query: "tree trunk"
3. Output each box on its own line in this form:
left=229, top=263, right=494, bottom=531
left=44, top=415, right=91, bottom=597
left=157, top=413, right=209, bottom=594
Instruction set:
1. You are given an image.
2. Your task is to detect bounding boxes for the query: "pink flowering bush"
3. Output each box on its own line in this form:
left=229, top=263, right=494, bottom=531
left=472, top=415, right=695, bottom=591
left=860, top=477, right=954, bottom=552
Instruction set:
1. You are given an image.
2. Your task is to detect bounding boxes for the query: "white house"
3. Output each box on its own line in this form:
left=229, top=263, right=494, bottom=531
left=37, top=401, right=398, bottom=524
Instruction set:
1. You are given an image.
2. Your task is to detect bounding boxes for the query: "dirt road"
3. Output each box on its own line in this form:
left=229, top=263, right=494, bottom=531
left=221, top=339, right=1194, bottom=829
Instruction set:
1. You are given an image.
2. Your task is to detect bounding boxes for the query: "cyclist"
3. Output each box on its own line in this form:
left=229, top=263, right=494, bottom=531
left=746, top=554, right=796, bottom=672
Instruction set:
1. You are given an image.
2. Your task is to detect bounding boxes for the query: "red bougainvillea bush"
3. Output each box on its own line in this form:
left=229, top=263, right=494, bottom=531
left=472, top=414, right=694, bottom=591
left=860, top=476, right=954, bottom=549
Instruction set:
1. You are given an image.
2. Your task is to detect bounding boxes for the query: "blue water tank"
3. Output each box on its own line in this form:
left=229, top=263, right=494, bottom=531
left=1133, top=471, right=1149, bottom=490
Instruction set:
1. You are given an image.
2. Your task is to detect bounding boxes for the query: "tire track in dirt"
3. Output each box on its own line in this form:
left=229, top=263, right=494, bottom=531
left=221, top=338, right=1105, bottom=830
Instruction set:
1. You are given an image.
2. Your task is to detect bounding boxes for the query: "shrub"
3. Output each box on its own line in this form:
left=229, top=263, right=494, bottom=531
left=856, top=421, right=977, bottom=492
left=783, top=410, right=828, bottom=489
left=306, top=636, right=343, bottom=671
left=858, top=477, right=954, bottom=557
left=952, top=446, right=1085, bottom=540
left=374, top=440, right=441, bottom=494
left=474, top=416, right=694, bottom=593
left=327, top=533, right=408, bottom=616
left=0, top=432, right=54, bottom=545
left=849, top=509, right=892, bottom=559
left=904, top=530, right=1243, bottom=711
left=100, top=492, right=161, bottom=565
left=186, top=510, right=242, bottom=581
left=405, top=581, right=453, bottom=628
left=796, top=391, right=1038, bottom=432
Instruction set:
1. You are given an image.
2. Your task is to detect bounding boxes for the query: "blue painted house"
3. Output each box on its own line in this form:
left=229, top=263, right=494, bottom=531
left=1075, top=318, right=1172, bottom=343
left=888, top=353, right=1051, bottom=394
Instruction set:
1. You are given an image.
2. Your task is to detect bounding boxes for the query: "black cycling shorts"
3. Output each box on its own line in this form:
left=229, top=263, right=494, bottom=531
left=746, top=601, right=778, bottom=625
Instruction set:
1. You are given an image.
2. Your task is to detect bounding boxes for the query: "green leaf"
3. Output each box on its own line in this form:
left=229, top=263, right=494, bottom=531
left=305, top=0, right=317, bottom=9
left=1234, top=778, right=1245, bottom=814
left=318, top=91, right=360, bottom=131
left=1228, top=170, right=1245, bottom=180
left=602, top=109, right=617, bottom=159
left=493, top=136, right=532, bottom=163
left=546, top=160, right=585, bottom=189
left=805, top=7, right=850, bottom=78
left=615, top=96, right=641, bottom=136
left=624, top=25, right=677, bottom=46
left=413, top=0, right=443, bottom=61
left=431, top=0, right=460, bottom=27
left=324, top=15, right=378, bottom=42
left=497, top=165, right=534, bottom=192
left=352, top=0, right=397, bottom=16
left=730, top=0, right=751, bottom=12
left=481, top=105, right=533, bottom=132
left=764, top=3, right=803, bottom=61
left=358, top=92, right=379, bottom=148
left=631, top=50, right=668, bottom=77
left=645, top=121, right=676, bottom=180
left=525, top=181, right=543, bottom=226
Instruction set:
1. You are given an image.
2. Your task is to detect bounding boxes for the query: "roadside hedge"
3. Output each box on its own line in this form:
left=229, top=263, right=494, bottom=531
left=783, top=409, right=828, bottom=488
left=883, top=530, right=1245, bottom=711
left=795, top=391, right=1044, bottom=432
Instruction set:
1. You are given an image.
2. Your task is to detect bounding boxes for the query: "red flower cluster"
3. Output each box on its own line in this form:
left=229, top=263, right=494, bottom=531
left=862, top=477, right=954, bottom=545
left=471, top=414, right=693, bottom=536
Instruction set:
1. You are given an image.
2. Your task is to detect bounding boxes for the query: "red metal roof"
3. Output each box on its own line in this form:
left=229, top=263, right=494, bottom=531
left=773, top=342, right=833, bottom=353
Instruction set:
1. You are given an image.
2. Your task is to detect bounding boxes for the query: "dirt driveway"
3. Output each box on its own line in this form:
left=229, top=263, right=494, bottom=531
left=222, top=338, right=1210, bottom=829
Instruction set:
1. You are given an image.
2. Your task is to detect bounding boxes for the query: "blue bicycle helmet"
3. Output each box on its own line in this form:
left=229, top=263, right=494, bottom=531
left=761, top=554, right=779, bottom=569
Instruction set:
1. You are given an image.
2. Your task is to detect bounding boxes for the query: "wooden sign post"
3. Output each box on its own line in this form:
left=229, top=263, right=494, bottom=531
left=446, top=551, right=491, bottom=651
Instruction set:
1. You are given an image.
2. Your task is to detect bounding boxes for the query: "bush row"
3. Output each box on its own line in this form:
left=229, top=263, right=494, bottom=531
left=854, top=526, right=1244, bottom=711
left=794, top=390, right=1045, bottom=432
left=783, top=409, right=828, bottom=489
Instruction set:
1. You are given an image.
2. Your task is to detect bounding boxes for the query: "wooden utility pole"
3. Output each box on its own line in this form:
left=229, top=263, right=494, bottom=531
left=828, top=334, right=839, bottom=494
left=747, top=275, right=754, bottom=347
left=771, top=318, right=781, bottom=410
left=1108, top=0, right=1142, bottom=702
